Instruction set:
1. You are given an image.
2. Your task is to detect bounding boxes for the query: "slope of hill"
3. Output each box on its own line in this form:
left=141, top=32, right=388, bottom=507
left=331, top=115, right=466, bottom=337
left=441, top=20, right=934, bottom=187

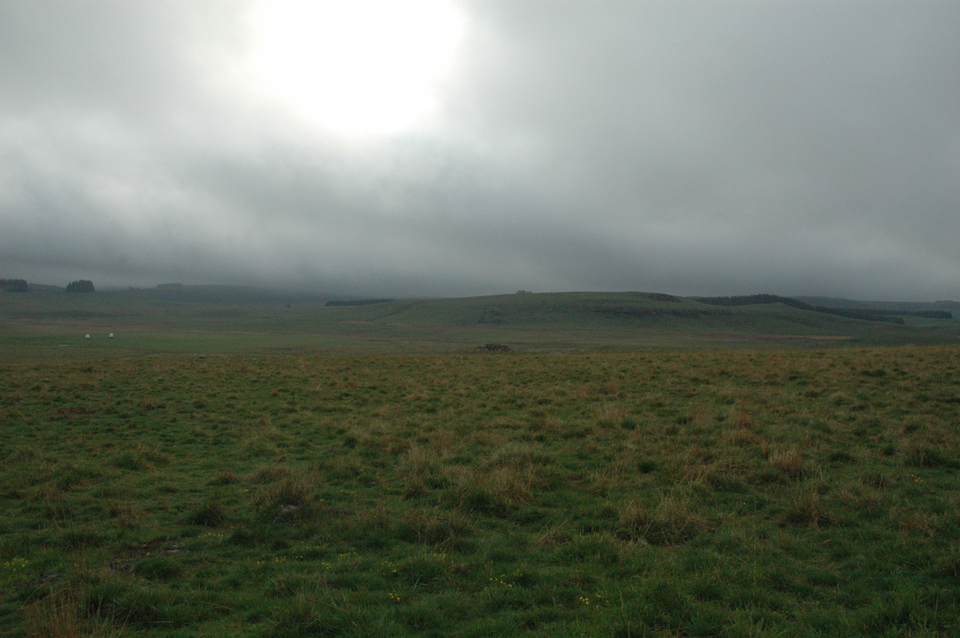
left=325, top=291, right=953, bottom=332
left=693, top=294, right=954, bottom=322
left=796, top=296, right=960, bottom=314
left=1, top=288, right=958, bottom=362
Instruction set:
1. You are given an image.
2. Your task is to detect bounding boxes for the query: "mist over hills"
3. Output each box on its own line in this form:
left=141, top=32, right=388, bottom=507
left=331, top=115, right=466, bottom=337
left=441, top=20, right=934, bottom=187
left=2, top=283, right=958, bottom=363
left=2, top=3, right=959, bottom=303
left=5, top=278, right=957, bottom=314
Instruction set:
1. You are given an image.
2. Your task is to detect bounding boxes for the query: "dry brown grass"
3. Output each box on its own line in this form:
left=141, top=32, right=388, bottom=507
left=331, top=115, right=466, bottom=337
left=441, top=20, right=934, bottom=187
left=890, top=506, right=942, bottom=537
left=252, top=469, right=318, bottom=522
left=528, top=415, right=564, bottom=433
left=402, top=507, right=474, bottom=546
left=618, top=492, right=708, bottom=545
left=724, top=426, right=762, bottom=447
left=398, top=445, right=447, bottom=498
left=860, top=472, right=895, bottom=490
left=731, top=409, right=755, bottom=430
left=451, top=464, right=535, bottom=516
left=23, top=597, right=85, bottom=638
left=768, top=446, right=808, bottom=481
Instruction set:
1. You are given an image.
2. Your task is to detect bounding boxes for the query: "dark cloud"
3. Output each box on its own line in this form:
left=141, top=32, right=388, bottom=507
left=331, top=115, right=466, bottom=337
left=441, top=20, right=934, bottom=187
left=1, top=1, right=958, bottom=300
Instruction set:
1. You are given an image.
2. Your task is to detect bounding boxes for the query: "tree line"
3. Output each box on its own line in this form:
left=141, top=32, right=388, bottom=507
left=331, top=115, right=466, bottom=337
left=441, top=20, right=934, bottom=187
left=0, top=278, right=29, bottom=292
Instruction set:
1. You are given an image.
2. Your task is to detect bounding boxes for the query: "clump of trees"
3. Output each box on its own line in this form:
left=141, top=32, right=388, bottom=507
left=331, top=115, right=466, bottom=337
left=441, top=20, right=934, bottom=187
left=66, top=280, right=95, bottom=293
left=0, top=278, right=29, bottom=292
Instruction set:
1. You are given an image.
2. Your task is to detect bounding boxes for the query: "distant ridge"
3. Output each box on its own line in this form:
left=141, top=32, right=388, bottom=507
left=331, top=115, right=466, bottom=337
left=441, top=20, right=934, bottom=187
left=796, top=296, right=958, bottom=314
left=325, top=298, right=395, bottom=307
left=4, top=288, right=958, bottom=357
left=693, top=294, right=952, bottom=322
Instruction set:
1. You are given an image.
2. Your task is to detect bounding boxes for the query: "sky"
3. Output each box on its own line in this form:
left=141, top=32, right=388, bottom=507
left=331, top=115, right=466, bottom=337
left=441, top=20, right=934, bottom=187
left=1, top=1, right=958, bottom=300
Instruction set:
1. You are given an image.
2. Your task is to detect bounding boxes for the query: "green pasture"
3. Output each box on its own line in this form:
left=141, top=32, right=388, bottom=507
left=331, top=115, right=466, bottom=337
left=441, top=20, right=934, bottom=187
left=1, top=288, right=959, bottom=636
left=2, top=346, right=959, bottom=636
left=2, top=288, right=959, bottom=364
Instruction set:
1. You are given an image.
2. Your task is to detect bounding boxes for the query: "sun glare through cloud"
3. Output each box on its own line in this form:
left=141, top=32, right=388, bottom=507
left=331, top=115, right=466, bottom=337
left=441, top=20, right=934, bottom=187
left=253, top=0, right=465, bottom=137
left=1, top=3, right=958, bottom=300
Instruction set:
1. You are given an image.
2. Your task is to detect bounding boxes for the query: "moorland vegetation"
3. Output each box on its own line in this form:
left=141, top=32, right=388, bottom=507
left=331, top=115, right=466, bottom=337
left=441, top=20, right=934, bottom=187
left=1, top=288, right=959, bottom=636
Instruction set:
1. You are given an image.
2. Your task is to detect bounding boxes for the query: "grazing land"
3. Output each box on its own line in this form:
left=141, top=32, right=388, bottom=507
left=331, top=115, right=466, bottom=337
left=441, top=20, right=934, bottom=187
left=1, top=289, right=959, bottom=636
left=1, top=287, right=958, bottom=363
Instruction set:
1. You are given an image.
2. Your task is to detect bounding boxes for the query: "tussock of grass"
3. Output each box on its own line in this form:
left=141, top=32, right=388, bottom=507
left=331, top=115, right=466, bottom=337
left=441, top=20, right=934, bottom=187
left=185, top=497, right=228, bottom=527
left=253, top=472, right=317, bottom=523
left=768, top=446, right=808, bottom=481
left=617, top=492, right=708, bottom=545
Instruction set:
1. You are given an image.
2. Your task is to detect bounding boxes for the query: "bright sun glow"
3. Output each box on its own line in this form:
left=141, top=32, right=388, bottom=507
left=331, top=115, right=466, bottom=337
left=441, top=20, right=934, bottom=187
left=254, top=0, right=464, bottom=136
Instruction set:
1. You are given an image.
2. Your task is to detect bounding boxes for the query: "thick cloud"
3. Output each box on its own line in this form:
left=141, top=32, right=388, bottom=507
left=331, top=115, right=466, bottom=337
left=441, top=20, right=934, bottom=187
left=1, top=1, right=958, bottom=300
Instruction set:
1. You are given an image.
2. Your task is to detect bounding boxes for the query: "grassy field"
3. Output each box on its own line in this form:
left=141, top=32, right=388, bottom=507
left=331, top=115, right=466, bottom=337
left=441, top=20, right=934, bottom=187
left=2, top=346, right=960, bottom=636
left=1, top=289, right=959, bottom=636
left=2, top=288, right=958, bottom=363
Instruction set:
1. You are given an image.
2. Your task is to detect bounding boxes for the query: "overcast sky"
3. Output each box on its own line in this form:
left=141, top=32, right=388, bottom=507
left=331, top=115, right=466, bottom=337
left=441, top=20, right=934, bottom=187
left=1, top=1, right=958, bottom=300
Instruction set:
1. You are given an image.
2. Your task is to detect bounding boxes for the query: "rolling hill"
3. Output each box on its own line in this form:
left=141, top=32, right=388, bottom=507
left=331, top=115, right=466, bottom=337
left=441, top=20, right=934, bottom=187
left=3, top=287, right=957, bottom=362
